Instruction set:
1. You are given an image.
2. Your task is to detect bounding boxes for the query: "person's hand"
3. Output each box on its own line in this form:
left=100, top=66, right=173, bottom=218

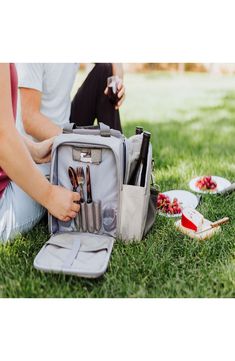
left=115, top=78, right=125, bottom=109
left=45, top=185, right=80, bottom=222
left=32, top=137, right=54, bottom=164
left=104, top=77, right=126, bottom=110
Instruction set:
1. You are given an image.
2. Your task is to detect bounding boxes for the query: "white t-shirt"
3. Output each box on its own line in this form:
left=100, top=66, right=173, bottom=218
left=16, top=63, right=79, bottom=137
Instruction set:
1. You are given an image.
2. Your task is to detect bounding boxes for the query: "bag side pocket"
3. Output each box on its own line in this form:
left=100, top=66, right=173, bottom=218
left=119, top=184, right=149, bottom=242
left=143, top=186, right=158, bottom=236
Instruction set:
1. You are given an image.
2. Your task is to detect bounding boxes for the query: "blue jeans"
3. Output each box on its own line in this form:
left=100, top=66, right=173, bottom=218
left=0, top=163, right=50, bottom=243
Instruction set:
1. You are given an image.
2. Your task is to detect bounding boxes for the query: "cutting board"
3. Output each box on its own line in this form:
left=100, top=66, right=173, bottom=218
left=175, top=218, right=220, bottom=240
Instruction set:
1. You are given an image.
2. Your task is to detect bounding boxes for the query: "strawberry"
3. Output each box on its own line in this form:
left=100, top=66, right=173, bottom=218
left=157, top=193, right=182, bottom=215
left=196, top=176, right=217, bottom=191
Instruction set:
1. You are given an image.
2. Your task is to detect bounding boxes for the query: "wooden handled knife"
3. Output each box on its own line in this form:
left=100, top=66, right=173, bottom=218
left=196, top=217, right=229, bottom=234
left=86, top=164, right=93, bottom=204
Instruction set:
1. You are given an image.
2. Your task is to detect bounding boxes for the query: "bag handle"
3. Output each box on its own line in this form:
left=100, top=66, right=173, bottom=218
left=63, top=122, right=113, bottom=137
left=99, top=122, right=111, bottom=137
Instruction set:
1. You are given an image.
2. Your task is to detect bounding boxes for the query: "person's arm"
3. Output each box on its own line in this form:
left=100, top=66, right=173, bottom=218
left=20, top=87, right=62, bottom=141
left=23, top=136, right=54, bottom=164
left=0, top=64, right=79, bottom=222
left=104, top=63, right=126, bottom=109
left=112, top=63, right=124, bottom=79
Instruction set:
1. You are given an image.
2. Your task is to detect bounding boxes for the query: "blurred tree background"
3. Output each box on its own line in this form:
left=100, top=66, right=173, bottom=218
left=124, top=63, right=235, bottom=74
left=80, top=63, right=235, bottom=74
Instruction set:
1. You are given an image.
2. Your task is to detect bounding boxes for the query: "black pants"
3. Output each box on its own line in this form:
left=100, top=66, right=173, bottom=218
left=70, top=63, right=122, bottom=132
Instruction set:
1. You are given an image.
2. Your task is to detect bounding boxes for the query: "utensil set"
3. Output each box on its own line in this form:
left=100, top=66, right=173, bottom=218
left=68, top=165, right=102, bottom=233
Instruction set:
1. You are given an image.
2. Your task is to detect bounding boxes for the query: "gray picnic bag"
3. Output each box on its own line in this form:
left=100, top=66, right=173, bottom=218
left=34, top=123, right=157, bottom=278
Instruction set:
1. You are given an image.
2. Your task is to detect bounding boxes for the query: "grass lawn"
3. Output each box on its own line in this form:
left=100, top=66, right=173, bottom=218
left=2, top=71, right=235, bottom=297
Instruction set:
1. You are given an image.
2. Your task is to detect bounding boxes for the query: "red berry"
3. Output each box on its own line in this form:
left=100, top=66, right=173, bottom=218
left=157, top=194, right=181, bottom=215
left=196, top=176, right=217, bottom=190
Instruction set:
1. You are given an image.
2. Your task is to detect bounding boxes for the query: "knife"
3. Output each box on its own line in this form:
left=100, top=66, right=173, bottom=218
left=86, top=164, right=92, bottom=203
left=68, top=166, right=78, bottom=192
left=196, top=217, right=229, bottom=234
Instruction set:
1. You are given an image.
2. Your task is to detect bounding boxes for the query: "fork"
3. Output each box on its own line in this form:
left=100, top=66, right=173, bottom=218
left=67, top=166, right=80, bottom=229
left=77, top=167, right=85, bottom=202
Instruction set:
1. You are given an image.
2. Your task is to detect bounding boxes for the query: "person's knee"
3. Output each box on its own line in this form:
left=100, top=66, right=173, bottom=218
left=0, top=182, right=46, bottom=244
left=0, top=206, right=45, bottom=244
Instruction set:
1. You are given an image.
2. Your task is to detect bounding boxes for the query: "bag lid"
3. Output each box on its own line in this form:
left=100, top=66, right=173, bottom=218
left=34, top=232, right=114, bottom=279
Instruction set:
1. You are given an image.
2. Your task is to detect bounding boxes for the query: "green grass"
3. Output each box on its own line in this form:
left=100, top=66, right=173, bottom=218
left=2, top=71, right=235, bottom=297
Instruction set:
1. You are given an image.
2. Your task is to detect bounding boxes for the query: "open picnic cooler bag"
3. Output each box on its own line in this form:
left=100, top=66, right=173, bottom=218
left=34, top=123, right=157, bottom=278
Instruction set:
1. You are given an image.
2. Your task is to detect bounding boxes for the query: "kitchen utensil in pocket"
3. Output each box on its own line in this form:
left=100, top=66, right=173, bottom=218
left=80, top=202, right=87, bottom=232
left=94, top=201, right=102, bottom=232
left=86, top=202, right=95, bottom=233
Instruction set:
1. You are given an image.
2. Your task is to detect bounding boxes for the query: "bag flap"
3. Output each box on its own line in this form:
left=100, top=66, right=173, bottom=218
left=34, top=232, right=114, bottom=279
left=46, top=233, right=75, bottom=249
left=46, top=232, right=111, bottom=252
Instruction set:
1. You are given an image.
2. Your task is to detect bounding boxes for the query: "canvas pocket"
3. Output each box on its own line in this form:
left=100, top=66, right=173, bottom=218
left=119, top=184, right=149, bottom=241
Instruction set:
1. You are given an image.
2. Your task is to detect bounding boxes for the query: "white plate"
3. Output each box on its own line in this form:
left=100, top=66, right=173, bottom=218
left=189, top=176, right=231, bottom=194
left=158, top=190, right=199, bottom=218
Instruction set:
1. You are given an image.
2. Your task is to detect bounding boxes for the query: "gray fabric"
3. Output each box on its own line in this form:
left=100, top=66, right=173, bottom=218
left=119, top=139, right=153, bottom=241
left=49, top=132, right=154, bottom=241
left=62, top=239, right=81, bottom=268
left=34, top=233, right=114, bottom=278
left=72, top=128, right=122, bottom=138
left=144, top=187, right=157, bottom=236
left=62, top=123, right=121, bottom=138
left=72, top=148, right=102, bottom=164
left=34, top=128, right=156, bottom=279
left=94, top=201, right=102, bottom=232
left=63, top=123, right=75, bottom=133
left=119, top=185, right=147, bottom=241
left=99, top=122, right=111, bottom=137
left=53, top=141, right=120, bottom=237
left=86, top=202, right=95, bottom=233
left=80, top=202, right=87, bottom=232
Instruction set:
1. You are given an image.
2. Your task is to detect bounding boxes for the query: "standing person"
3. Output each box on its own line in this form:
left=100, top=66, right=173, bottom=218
left=0, top=63, right=80, bottom=243
left=16, top=63, right=125, bottom=143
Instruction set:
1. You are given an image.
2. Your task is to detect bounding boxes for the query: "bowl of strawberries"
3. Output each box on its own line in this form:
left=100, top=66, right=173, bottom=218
left=195, top=176, right=217, bottom=192
left=189, top=175, right=231, bottom=194
left=157, top=193, right=182, bottom=216
left=157, top=190, right=199, bottom=217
